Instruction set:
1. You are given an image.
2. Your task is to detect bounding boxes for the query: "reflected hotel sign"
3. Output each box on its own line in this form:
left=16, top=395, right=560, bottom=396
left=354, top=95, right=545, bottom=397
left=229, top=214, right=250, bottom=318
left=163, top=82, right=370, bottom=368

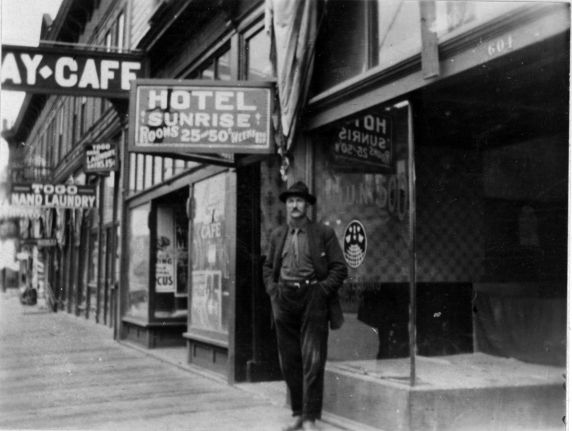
left=10, top=183, right=97, bottom=209
left=129, top=80, right=274, bottom=154
left=1, top=44, right=143, bottom=98
left=332, top=113, right=393, bottom=172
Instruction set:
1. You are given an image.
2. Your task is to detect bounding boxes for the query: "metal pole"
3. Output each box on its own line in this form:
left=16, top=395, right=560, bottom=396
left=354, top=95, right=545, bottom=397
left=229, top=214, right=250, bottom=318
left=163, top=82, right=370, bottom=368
left=405, top=100, right=417, bottom=386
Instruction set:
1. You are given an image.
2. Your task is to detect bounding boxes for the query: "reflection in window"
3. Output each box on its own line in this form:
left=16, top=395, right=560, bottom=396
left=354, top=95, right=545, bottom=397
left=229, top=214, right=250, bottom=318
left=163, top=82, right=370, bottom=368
left=246, top=29, right=273, bottom=80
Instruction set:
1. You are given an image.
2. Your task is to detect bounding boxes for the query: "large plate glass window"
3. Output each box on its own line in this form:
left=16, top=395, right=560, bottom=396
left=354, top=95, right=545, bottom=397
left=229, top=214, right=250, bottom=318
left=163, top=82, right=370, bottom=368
left=314, top=101, right=413, bottom=365
left=188, top=172, right=236, bottom=345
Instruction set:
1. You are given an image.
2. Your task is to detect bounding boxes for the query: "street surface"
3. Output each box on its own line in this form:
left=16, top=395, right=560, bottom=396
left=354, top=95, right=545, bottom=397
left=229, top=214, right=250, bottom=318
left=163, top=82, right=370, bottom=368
left=0, top=290, right=348, bottom=431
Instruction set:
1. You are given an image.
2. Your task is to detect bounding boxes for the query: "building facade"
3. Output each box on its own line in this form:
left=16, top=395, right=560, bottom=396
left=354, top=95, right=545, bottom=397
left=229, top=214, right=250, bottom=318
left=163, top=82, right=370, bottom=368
left=4, top=0, right=568, bottom=429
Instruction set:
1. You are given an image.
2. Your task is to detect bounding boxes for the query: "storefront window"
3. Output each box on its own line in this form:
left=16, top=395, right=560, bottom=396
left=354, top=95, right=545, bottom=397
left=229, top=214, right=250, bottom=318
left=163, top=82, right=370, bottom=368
left=189, top=172, right=233, bottom=344
left=126, top=204, right=150, bottom=320
left=314, top=101, right=412, bottom=362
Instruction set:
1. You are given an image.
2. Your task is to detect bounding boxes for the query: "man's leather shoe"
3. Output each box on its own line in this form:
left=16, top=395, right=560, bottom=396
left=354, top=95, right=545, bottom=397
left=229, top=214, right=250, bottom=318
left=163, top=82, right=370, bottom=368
left=282, top=416, right=303, bottom=431
left=302, top=420, right=318, bottom=431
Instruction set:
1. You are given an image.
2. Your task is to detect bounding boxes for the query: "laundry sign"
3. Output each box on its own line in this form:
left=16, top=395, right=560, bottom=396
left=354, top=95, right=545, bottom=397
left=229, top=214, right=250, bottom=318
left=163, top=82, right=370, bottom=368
left=85, top=142, right=117, bottom=173
left=10, top=183, right=97, bottom=209
left=129, top=79, right=274, bottom=154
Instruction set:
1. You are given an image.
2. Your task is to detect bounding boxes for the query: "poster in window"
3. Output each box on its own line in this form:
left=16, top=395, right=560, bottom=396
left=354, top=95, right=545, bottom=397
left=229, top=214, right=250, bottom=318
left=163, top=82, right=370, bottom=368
left=156, top=206, right=176, bottom=293
left=190, top=270, right=222, bottom=331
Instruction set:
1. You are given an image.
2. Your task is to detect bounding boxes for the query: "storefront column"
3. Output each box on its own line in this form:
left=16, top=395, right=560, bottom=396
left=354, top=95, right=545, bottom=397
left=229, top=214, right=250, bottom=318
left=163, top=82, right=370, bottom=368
left=116, top=128, right=130, bottom=340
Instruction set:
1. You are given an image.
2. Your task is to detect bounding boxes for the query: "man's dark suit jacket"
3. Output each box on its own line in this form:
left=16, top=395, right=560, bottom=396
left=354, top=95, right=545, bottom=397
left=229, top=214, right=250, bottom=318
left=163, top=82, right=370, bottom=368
left=263, top=220, right=348, bottom=328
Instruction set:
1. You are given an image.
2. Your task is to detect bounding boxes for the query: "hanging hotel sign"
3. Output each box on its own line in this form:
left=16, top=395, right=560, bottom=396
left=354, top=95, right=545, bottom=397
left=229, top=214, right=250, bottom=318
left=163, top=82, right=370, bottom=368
left=10, top=183, right=97, bottom=209
left=84, top=142, right=118, bottom=173
left=1, top=44, right=143, bottom=98
left=331, top=113, right=393, bottom=172
left=128, top=79, right=274, bottom=154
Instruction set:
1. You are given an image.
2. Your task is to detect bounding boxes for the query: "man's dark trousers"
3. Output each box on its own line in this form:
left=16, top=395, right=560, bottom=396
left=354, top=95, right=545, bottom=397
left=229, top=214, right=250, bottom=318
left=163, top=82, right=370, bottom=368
left=271, top=283, right=329, bottom=420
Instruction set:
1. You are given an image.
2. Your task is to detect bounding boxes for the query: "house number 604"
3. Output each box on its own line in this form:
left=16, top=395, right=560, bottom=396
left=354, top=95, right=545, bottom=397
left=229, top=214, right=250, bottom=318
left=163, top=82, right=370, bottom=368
left=487, top=34, right=514, bottom=57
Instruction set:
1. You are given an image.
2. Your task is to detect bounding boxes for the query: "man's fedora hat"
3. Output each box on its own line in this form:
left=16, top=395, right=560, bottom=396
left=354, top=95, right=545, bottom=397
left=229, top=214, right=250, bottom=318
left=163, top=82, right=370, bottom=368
left=279, top=181, right=316, bottom=205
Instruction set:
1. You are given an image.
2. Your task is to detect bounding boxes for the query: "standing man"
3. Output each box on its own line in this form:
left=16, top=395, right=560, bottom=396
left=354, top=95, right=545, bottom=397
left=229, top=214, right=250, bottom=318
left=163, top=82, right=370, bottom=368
left=263, top=181, right=348, bottom=431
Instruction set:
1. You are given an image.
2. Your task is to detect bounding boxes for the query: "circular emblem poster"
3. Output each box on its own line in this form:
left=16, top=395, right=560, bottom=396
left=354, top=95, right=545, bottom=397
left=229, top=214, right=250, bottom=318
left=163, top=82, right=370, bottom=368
left=343, top=220, right=367, bottom=269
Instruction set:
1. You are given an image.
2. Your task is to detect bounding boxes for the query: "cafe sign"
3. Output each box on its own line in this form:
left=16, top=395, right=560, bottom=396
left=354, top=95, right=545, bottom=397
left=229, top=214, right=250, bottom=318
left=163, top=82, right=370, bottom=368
left=332, top=113, right=393, bottom=172
left=1, top=44, right=143, bottom=98
left=10, top=183, right=97, bottom=209
left=85, top=142, right=118, bottom=173
left=129, top=79, right=274, bottom=154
